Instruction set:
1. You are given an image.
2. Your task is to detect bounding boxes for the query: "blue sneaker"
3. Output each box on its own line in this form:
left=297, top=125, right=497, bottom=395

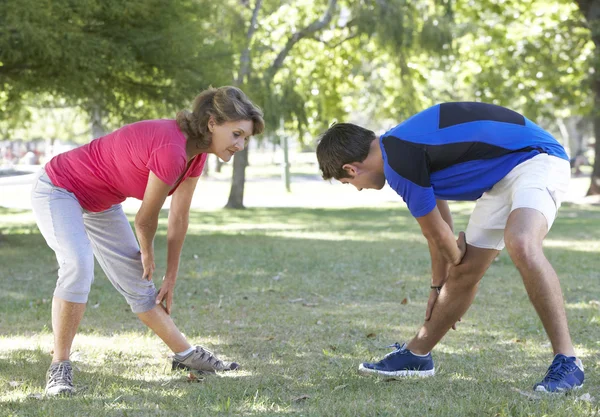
left=534, top=354, right=584, bottom=393
left=358, top=343, right=435, bottom=377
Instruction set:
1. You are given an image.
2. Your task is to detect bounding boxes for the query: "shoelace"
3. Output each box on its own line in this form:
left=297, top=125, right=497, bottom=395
left=543, top=358, right=575, bottom=382
left=195, top=347, right=223, bottom=367
left=382, top=342, right=406, bottom=359
left=48, top=362, right=73, bottom=387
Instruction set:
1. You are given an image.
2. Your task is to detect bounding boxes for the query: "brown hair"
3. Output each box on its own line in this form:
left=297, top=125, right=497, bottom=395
left=316, top=123, right=376, bottom=180
left=176, top=86, right=265, bottom=149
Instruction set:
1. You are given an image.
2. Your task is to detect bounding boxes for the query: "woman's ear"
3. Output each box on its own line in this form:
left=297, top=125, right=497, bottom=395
left=208, top=116, right=215, bottom=133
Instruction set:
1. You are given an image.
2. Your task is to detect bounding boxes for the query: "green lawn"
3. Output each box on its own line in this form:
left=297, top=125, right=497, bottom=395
left=1, top=203, right=599, bottom=416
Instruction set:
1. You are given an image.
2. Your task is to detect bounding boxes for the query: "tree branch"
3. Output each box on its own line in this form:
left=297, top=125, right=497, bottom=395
left=309, top=32, right=359, bottom=48
left=266, top=0, right=338, bottom=81
left=236, top=0, right=262, bottom=85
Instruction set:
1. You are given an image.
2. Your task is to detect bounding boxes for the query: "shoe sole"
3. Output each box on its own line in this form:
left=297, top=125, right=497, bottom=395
left=172, top=360, right=216, bottom=373
left=45, top=386, right=75, bottom=396
left=534, top=383, right=584, bottom=394
left=172, top=360, right=240, bottom=373
left=358, top=363, right=435, bottom=377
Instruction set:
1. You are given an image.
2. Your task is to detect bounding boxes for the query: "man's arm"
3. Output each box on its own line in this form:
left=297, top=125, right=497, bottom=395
left=416, top=203, right=465, bottom=266
left=428, top=199, right=454, bottom=286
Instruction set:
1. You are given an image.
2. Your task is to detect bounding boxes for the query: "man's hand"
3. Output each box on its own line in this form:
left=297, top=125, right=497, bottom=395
left=456, top=231, right=467, bottom=264
left=155, top=276, right=176, bottom=314
left=424, top=287, right=462, bottom=330
left=424, top=232, right=467, bottom=329
left=141, top=251, right=155, bottom=281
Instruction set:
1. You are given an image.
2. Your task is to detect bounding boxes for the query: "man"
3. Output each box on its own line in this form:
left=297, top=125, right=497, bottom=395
left=316, top=102, right=583, bottom=393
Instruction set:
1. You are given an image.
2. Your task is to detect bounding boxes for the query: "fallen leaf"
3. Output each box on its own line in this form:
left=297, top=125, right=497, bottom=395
left=193, top=254, right=199, bottom=259
left=401, top=298, right=408, bottom=305
left=272, top=275, right=281, bottom=281
left=92, top=303, right=100, bottom=309
left=27, top=393, right=43, bottom=400
left=289, top=298, right=304, bottom=303
left=9, top=381, right=20, bottom=388
left=366, top=333, right=376, bottom=339
left=333, top=384, right=348, bottom=392
left=265, top=336, right=275, bottom=341
left=204, top=288, right=211, bottom=294
left=302, top=302, right=318, bottom=307
left=316, top=320, right=323, bottom=325
left=589, top=300, right=600, bottom=308
left=292, top=395, right=310, bottom=402
left=186, top=372, right=204, bottom=383
left=577, top=393, right=594, bottom=402
left=328, top=345, right=337, bottom=351
left=395, top=280, right=404, bottom=286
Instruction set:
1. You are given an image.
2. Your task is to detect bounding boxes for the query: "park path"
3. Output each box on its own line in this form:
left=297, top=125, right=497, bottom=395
left=0, top=165, right=596, bottom=212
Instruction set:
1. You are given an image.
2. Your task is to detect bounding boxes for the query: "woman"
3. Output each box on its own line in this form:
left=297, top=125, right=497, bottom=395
left=31, top=86, right=265, bottom=396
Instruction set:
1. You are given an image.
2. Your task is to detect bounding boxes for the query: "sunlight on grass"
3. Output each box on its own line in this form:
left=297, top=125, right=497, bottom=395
left=1, top=205, right=599, bottom=416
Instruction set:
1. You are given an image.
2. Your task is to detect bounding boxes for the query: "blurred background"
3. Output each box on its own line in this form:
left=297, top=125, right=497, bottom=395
left=1, top=0, right=599, bottom=210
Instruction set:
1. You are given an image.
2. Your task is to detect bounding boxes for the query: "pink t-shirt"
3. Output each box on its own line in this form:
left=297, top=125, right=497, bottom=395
left=46, top=119, right=207, bottom=212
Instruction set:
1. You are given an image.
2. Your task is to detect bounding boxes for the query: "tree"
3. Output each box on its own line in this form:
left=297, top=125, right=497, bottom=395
left=0, top=0, right=234, bottom=136
left=224, top=0, right=454, bottom=208
left=575, top=0, right=600, bottom=194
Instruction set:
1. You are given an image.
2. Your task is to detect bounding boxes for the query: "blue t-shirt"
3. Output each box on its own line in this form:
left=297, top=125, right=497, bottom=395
left=380, top=102, right=568, bottom=217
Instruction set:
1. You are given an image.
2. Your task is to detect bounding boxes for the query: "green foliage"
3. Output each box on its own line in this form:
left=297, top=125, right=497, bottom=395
left=0, top=0, right=234, bottom=130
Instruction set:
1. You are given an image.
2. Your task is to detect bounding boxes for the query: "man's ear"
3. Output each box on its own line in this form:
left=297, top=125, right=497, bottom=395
left=341, top=163, right=359, bottom=178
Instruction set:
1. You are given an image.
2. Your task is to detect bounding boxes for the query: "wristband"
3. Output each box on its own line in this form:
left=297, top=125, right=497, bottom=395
left=430, top=285, right=443, bottom=294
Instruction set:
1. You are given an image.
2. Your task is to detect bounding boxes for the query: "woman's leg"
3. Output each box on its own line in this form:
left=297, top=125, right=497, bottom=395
left=83, top=205, right=190, bottom=352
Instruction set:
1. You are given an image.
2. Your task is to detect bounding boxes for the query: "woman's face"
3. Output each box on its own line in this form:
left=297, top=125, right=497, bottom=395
left=209, top=119, right=254, bottom=162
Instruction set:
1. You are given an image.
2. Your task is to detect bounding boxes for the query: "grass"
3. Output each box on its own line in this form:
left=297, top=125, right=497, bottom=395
left=1, top=202, right=600, bottom=416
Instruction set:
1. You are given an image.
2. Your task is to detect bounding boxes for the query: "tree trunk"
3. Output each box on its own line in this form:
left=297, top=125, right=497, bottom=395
left=90, top=104, right=105, bottom=139
left=225, top=147, right=249, bottom=208
left=586, top=96, right=600, bottom=195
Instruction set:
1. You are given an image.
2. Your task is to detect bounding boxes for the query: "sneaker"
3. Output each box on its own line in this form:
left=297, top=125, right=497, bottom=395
left=45, top=360, right=75, bottom=396
left=358, top=343, right=435, bottom=377
left=172, top=346, right=239, bottom=374
left=534, top=354, right=584, bottom=393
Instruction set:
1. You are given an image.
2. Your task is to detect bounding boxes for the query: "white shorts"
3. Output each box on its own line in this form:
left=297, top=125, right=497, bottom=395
left=465, top=154, right=570, bottom=251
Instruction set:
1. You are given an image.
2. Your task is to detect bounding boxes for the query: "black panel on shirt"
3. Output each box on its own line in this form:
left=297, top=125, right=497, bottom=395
left=383, top=135, right=544, bottom=181
left=382, top=136, right=431, bottom=187
left=439, top=102, right=525, bottom=129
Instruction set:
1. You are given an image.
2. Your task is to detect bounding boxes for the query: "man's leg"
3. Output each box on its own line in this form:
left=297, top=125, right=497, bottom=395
left=407, top=245, right=499, bottom=355
left=504, top=207, right=575, bottom=356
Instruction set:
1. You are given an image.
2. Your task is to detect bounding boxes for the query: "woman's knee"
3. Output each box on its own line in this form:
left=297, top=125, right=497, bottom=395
left=54, top=250, right=95, bottom=303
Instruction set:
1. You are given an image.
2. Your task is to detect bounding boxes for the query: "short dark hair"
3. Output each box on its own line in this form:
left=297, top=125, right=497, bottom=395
left=316, top=123, right=377, bottom=180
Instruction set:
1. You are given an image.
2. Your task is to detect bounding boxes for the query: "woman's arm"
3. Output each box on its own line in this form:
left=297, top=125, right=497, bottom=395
left=154, top=175, right=199, bottom=314
left=165, top=176, right=199, bottom=280
left=135, top=172, right=171, bottom=280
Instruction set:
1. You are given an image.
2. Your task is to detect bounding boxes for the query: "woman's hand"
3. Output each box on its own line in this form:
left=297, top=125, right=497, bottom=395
left=156, top=276, right=176, bottom=314
left=141, top=251, right=155, bottom=281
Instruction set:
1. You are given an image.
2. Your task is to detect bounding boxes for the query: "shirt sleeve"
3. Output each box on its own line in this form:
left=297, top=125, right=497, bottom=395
left=385, top=165, right=437, bottom=217
left=189, top=153, right=208, bottom=177
left=381, top=135, right=436, bottom=217
left=146, top=144, right=187, bottom=186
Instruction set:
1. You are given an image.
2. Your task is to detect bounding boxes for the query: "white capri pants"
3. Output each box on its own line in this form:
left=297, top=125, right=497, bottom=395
left=466, top=154, right=571, bottom=251
left=30, top=168, right=157, bottom=313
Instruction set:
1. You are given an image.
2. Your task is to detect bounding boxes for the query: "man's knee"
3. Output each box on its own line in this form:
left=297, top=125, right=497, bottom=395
left=446, top=264, right=486, bottom=290
left=505, top=231, right=541, bottom=265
